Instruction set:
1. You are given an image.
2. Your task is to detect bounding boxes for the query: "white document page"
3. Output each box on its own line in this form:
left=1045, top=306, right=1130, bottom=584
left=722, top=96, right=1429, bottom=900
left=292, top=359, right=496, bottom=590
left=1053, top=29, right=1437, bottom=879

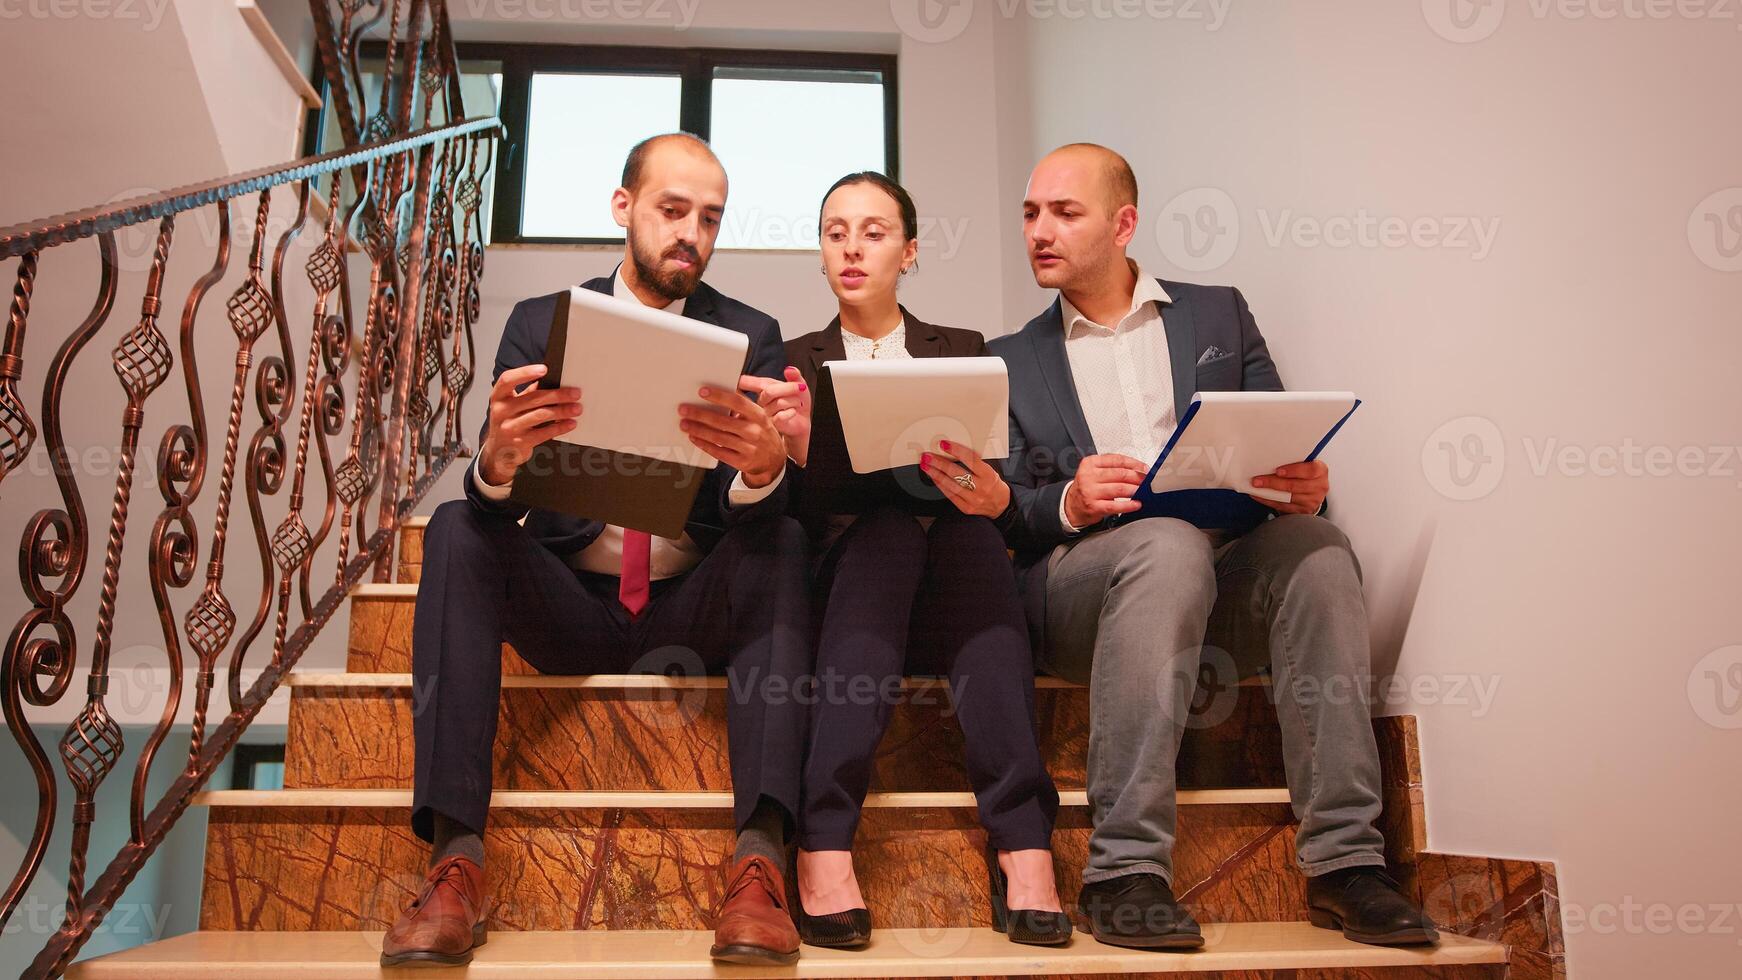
left=1148, top=391, right=1359, bottom=503
left=825, top=357, right=1010, bottom=475
left=553, top=285, right=750, bottom=470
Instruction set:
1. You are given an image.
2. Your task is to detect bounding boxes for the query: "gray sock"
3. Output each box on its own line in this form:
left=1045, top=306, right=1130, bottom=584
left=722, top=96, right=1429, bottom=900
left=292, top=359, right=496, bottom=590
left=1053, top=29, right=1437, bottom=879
left=733, top=797, right=790, bottom=867
left=431, top=811, right=485, bottom=869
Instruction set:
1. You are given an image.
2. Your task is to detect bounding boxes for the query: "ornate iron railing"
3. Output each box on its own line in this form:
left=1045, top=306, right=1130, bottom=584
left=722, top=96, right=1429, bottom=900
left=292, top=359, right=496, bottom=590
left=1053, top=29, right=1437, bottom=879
left=0, top=1, right=496, bottom=975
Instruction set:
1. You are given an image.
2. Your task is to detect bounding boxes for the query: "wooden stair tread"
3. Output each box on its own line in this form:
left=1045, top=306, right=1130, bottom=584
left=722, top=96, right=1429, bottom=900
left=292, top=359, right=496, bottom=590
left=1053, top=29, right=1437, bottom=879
left=288, top=670, right=1087, bottom=690
left=66, top=923, right=1505, bottom=978
left=194, top=787, right=1292, bottom=808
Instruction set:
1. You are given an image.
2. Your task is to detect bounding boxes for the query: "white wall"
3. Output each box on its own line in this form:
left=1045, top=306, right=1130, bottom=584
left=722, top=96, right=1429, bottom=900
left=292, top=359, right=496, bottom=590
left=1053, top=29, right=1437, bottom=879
left=1011, top=3, right=1742, bottom=977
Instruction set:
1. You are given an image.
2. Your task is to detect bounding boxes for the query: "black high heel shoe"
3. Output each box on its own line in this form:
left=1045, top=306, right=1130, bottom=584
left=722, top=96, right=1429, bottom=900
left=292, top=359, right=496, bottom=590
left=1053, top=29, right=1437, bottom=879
left=796, top=903, right=873, bottom=949
left=793, top=854, right=873, bottom=949
left=985, top=845, right=1073, bottom=946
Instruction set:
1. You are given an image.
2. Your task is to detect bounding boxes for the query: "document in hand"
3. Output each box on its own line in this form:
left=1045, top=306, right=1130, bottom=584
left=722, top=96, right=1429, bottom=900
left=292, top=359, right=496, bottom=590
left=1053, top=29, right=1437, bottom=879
left=508, top=286, right=751, bottom=538
left=824, top=357, right=1010, bottom=474
left=1128, top=390, right=1361, bottom=531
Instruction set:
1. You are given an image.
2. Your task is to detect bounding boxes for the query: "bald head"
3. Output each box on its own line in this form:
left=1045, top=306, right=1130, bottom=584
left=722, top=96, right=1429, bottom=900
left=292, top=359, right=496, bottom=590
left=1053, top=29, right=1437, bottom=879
left=1022, top=143, right=1142, bottom=293
left=621, top=132, right=724, bottom=195
left=1038, top=143, right=1138, bottom=215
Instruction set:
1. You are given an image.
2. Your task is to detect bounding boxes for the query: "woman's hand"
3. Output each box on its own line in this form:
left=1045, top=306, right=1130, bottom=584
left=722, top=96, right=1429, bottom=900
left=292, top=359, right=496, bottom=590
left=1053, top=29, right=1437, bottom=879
left=921, top=439, right=1012, bottom=519
left=742, top=367, right=812, bottom=467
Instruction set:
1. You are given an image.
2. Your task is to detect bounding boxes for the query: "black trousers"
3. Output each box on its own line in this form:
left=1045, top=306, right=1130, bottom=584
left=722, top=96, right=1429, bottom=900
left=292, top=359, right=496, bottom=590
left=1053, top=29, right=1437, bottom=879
left=798, top=507, right=1059, bottom=852
left=409, top=499, right=812, bottom=841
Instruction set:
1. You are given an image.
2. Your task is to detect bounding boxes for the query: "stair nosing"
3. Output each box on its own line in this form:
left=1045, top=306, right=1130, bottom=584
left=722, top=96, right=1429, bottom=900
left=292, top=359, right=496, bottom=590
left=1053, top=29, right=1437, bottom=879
left=289, top=670, right=1085, bottom=690
left=193, top=787, right=1294, bottom=808
left=64, top=924, right=1509, bottom=978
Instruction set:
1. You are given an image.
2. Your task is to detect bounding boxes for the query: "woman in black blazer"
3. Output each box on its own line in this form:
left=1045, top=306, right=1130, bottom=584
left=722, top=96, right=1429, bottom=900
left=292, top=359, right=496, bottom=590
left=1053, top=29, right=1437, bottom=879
left=777, top=172, right=1069, bottom=950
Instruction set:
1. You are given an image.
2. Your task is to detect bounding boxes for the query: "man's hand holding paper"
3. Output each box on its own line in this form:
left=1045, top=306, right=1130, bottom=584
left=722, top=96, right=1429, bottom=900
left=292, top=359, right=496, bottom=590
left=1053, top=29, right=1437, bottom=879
left=478, top=363, right=583, bottom=486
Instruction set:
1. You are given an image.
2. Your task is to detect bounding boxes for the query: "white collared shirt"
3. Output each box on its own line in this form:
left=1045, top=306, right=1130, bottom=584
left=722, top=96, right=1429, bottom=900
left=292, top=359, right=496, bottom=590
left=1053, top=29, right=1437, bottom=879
left=839, top=320, right=911, bottom=360
left=471, top=267, right=782, bottom=578
left=1057, top=263, right=1175, bottom=533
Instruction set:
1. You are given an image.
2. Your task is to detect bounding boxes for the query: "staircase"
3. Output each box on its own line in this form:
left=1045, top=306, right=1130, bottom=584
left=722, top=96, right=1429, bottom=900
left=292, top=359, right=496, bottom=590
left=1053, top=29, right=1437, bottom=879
left=66, top=517, right=1564, bottom=979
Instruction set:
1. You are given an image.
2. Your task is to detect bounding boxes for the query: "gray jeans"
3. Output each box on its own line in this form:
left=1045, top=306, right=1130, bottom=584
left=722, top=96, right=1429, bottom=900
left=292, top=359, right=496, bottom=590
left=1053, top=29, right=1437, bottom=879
left=1040, top=514, right=1386, bottom=886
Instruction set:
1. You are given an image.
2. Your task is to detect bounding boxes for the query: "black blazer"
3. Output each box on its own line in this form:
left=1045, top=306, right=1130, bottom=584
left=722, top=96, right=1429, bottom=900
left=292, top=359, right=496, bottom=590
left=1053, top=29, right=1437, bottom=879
left=784, top=306, right=992, bottom=528
left=463, top=270, right=791, bottom=558
left=989, top=279, right=1285, bottom=647
left=784, top=305, right=990, bottom=389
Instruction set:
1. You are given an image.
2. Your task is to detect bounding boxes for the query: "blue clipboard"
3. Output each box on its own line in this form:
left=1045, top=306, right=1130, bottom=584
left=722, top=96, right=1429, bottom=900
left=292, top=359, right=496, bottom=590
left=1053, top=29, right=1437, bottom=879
left=1117, top=393, right=1362, bottom=531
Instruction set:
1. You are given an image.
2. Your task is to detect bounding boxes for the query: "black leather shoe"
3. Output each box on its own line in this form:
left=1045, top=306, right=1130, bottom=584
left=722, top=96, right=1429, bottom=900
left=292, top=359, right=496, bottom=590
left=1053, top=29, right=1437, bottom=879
left=1076, top=873, right=1204, bottom=950
left=796, top=903, right=872, bottom=949
left=1306, top=866, right=1440, bottom=946
left=985, top=846, right=1072, bottom=946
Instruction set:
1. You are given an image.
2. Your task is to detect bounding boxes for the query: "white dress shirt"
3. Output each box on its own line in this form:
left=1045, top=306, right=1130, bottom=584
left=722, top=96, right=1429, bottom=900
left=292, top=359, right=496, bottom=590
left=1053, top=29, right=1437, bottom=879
left=1057, top=263, right=1175, bottom=534
left=472, top=268, right=783, bottom=579
left=839, top=319, right=911, bottom=360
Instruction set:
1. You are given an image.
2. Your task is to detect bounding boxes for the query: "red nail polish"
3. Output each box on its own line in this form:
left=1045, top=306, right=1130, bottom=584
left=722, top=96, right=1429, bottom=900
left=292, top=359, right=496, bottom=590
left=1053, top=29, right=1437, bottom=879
left=940, top=440, right=952, bottom=450
left=921, top=454, right=932, bottom=466
left=799, top=383, right=807, bottom=391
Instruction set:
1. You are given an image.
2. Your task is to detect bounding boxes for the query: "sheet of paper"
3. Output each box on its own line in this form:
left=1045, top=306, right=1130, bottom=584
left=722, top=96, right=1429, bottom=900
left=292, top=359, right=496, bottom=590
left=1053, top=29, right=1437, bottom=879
left=1147, top=391, right=1359, bottom=503
left=553, top=285, right=750, bottom=470
left=825, top=357, right=1010, bottom=474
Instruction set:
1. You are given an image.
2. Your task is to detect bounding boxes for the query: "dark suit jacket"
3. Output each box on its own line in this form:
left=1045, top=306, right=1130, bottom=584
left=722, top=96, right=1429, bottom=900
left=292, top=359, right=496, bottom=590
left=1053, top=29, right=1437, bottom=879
left=463, top=270, right=791, bottom=559
left=784, top=307, right=990, bottom=532
left=784, top=305, right=989, bottom=388
left=988, top=279, right=1285, bottom=646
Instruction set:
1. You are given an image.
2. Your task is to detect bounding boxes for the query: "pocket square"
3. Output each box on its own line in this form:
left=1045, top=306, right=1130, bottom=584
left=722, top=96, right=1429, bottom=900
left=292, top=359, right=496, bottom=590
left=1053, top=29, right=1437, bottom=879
left=1196, top=346, right=1231, bottom=366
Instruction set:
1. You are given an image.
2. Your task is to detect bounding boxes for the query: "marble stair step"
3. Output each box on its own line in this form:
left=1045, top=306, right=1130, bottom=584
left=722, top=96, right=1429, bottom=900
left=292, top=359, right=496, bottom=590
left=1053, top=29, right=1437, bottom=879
left=192, top=789, right=1311, bottom=933
left=282, top=670, right=1286, bottom=793
left=66, top=923, right=1508, bottom=979
left=340, top=584, right=1291, bottom=788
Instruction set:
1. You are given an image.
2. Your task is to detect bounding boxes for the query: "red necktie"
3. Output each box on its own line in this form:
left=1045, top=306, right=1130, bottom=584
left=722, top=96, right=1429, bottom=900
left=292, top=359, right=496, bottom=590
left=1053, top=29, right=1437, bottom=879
left=619, top=528, right=652, bottom=619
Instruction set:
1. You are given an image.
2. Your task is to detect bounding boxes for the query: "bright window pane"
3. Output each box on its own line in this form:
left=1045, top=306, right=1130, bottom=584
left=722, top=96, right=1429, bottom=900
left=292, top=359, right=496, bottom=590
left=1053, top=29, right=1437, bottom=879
left=709, top=68, right=887, bottom=250
left=521, top=72, right=682, bottom=238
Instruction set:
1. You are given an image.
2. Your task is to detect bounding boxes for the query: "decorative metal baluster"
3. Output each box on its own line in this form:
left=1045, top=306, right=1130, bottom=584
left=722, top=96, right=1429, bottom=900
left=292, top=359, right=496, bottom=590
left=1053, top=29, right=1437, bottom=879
left=0, top=252, right=40, bottom=487
left=373, top=138, right=439, bottom=580
left=440, top=137, right=477, bottom=455
left=269, top=176, right=347, bottom=657
left=449, top=132, right=491, bottom=455
left=300, top=172, right=352, bottom=615
left=132, top=198, right=230, bottom=838
left=333, top=162, right=389, bottom=577
left=185, top=194, right=269, bottom=764
left=230, top=184, right=309, bottom=702
left=405, top=53, right=451, bottom=477
left=0, top=237, right=117, bottom=932
left=59, top=216, right=177, bottom=926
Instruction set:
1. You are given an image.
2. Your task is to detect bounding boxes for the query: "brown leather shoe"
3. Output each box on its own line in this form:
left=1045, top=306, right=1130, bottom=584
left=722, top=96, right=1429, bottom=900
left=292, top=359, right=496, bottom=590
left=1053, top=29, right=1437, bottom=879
left=380, top=856, right=490, bottom=967
left=710, top=854, right=801, bottom=965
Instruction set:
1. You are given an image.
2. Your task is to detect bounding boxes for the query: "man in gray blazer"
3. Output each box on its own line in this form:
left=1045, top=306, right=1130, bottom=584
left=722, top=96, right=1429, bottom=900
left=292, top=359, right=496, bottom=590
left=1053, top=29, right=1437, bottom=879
left=988, top=144, right=1436, bottom=951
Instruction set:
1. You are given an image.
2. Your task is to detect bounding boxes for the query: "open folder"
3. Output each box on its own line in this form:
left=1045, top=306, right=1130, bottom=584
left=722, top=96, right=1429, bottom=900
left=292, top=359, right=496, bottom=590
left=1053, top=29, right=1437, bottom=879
left=1121, top=390, right=1361, bottom=531
left=799, top=357, right=1010, bottom=519
left=508, top=286, right=750, bottom=538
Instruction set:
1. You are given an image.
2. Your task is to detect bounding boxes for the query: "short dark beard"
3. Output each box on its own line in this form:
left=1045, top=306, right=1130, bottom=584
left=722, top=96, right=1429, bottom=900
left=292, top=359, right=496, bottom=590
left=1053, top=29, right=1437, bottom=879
left=627, top=226, right=704, bottom=302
